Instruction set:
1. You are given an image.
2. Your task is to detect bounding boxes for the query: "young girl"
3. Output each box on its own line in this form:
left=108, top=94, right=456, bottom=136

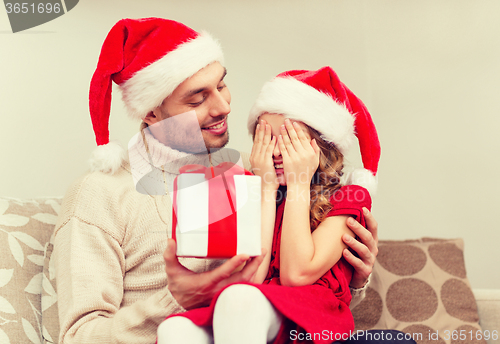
left=158, top=66, right=380, bottom=344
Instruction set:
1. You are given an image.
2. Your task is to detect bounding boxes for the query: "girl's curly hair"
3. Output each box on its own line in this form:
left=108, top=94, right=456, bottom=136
left=307, top=126, right=344, bottom=231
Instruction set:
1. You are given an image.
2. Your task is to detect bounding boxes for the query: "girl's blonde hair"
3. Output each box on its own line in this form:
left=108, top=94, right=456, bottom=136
left=306, top=126, right=344, bottom=230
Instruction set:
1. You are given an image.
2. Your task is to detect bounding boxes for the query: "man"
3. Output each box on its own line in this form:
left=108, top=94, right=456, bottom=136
left=54, top=17, right=379, bottom=343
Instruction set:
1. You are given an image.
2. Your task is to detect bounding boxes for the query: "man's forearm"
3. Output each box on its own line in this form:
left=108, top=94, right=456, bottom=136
left=55, top=218, right=185, bottom=344
left=59, top=287, right=184, bottom=344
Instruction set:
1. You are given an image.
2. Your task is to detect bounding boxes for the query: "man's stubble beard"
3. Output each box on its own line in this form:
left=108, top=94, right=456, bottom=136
left=199, top=131, right=230, bottom=155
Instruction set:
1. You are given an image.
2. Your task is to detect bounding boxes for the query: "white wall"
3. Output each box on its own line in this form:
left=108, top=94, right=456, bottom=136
left=1, top=0, right=499, bottom=288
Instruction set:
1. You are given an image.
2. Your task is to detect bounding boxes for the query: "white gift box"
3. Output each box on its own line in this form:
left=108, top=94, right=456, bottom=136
left=172, top=164, right=261, bottom=258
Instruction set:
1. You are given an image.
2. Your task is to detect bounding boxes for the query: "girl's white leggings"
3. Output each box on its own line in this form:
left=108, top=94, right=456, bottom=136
left=157, top=284, right=283, bottom=344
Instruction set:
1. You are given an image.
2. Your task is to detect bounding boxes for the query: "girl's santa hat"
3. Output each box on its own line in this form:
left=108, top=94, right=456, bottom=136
left=248, top=67, right=381, bottom=195
left=88, top=17, right=224, bottom=173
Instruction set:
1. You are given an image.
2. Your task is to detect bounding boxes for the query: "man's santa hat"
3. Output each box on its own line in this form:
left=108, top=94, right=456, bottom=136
left=88, top=17, right=224, bottom=173
left=248, top=67, right=381, bottom=195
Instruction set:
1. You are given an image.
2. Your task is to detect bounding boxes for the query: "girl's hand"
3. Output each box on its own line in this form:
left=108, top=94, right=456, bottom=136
left=250, top=119, right=278, bottom=191
left=278, top=119, right=320, bottom=186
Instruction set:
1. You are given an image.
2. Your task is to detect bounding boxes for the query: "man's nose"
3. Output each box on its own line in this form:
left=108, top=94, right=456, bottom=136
left=209, top=90, right=231, bottom=117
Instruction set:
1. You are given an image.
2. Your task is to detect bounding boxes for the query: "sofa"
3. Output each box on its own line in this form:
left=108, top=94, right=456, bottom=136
left=0, top=197, right=499, bottom=344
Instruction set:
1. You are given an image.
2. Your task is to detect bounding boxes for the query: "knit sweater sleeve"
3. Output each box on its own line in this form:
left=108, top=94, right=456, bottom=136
left=54, top=169, right=185, bottom=344
left=349, top=277, right=370, bottom=309
left=55, top=219, right=184, bottom=344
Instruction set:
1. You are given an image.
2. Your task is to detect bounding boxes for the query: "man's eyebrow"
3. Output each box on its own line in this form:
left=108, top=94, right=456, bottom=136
left=220, top=67, right=227, bottom=82
left=182, top=68, right=227, bottom=100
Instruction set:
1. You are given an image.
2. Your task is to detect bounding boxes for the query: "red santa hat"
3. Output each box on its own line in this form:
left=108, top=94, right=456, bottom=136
left=248, top=67, right=381, bottom=195
left=88, top=17, right=224, bottom=173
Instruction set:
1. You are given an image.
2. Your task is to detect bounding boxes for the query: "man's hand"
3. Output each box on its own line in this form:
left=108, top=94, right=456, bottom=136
left=343, top=208, right=379, bottom=289
left=163, top=239, right=264, bottom=310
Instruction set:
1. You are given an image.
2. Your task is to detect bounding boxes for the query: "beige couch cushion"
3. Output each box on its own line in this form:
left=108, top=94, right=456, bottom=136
left=473, top=289, right=500, bottom=344
left=352, top=238, right=487, bottom=344
left=0, top=198, right=60, bottom=344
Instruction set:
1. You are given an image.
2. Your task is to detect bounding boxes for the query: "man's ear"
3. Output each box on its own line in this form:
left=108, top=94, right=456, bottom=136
left=143, top=110, right=160, bottom=126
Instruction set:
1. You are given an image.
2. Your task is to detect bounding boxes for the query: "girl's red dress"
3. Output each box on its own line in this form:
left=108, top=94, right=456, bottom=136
left=170, top=185, right=371, bottom=344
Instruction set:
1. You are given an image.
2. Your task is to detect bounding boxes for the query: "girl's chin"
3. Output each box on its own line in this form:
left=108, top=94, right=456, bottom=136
left=277, top=174, right=286, bottom=186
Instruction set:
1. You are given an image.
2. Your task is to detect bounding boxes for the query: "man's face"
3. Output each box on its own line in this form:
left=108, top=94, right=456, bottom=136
left=145, top=62, right=231, bottom=153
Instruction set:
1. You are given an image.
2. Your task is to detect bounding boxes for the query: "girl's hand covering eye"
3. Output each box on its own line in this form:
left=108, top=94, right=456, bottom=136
left=277, top=119, right=320, bottom=186
left=250, top=119, right=279, bottom=191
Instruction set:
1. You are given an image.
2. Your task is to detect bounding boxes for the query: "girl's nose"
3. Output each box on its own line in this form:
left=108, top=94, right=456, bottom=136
left=272, top=138, right=281, bottom=157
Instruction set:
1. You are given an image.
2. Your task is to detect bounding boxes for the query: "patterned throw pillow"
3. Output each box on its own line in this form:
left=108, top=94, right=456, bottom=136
left=0, top=198, right=60, bottom=344
left=352, top=238, right=486, bottom=344
left=41, top=236, right=59, bottom=344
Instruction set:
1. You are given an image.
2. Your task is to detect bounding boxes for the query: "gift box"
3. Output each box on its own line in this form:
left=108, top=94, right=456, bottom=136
left=172, top=162, right=261, bottom=258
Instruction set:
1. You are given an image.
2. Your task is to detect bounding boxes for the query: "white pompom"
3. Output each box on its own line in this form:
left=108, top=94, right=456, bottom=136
left=88, top=141, right=126, bottom=174
left=347, top=168, right=378, bottom=196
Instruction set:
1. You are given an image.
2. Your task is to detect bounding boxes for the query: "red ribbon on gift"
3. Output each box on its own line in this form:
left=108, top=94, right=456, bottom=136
left=172, top=162, right=253, bottom=257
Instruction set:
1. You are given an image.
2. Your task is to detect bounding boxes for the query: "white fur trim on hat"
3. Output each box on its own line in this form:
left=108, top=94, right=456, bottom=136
left=347, top=168, right=378, bottom=196
left=89, top=141, right=126, bottom=174
left=248, top=77, right=356, bottom=154
left=120, top=31, right=224, bottom=120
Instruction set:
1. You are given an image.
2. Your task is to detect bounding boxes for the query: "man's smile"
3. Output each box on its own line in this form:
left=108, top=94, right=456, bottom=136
left=202, top=119, right=227, bottom=135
